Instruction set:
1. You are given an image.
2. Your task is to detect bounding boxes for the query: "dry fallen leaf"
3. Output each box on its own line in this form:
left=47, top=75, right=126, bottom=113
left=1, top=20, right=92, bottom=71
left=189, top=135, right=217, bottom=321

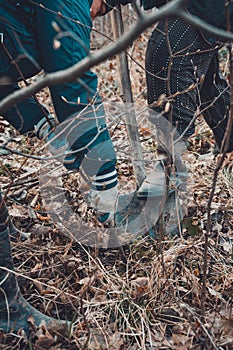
left=35, top=329, right=54, bottom=350
left=131, top=276, right=151, bottom=295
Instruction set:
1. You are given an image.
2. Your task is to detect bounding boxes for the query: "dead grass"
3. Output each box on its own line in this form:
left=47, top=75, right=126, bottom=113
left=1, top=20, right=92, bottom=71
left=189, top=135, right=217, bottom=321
left=0, top=13, right=233, bottom=350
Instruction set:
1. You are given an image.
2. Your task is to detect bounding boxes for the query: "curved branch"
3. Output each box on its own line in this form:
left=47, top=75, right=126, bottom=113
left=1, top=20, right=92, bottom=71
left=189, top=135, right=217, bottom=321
left=0, top=0, right=232, bottom=114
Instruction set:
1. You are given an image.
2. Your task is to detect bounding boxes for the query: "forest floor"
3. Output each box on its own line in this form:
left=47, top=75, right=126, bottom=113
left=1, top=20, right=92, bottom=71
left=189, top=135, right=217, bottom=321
left=0, top=11, right=233, bottom=350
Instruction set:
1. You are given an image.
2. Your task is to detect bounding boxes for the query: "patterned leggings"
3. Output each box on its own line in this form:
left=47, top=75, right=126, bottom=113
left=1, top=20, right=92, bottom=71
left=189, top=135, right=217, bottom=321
left=145, top=18, right=233, bottom=153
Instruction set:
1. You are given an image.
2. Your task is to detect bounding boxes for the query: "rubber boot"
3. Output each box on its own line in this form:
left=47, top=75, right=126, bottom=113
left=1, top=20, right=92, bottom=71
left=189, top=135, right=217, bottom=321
left=0, top=227, right=70, bottom=335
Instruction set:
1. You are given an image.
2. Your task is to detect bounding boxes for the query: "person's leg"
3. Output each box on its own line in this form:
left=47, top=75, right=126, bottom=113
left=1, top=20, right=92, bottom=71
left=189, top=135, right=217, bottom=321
left=138, top=18, right=216, bottom=198
left=0, top=1, right=55, bottom=134
left=0, top=0, right=82, bottom=170
left=145, top=18, right=216, bottom=141
left=200, top=53, right=233, bottom=153
left=0, top=191, right=70, bottom=335
left=34, top=0, right=99, bottom=120
left=33, top=0, right=117, bottom=171
left=0, top=5, right=69, bottom=333
left=145, top=18, right=233, bottom=154
left=33, top=0, right=118, bottom=220
left=0, top=0, right=116, bottom=173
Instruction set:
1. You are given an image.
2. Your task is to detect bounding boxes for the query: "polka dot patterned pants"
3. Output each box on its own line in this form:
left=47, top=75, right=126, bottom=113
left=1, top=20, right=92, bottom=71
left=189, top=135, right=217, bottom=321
left=145, top=18, right=233, bottom=152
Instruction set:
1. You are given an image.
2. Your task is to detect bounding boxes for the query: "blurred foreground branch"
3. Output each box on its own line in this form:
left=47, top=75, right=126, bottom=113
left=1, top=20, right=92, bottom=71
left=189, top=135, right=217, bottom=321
left=1, top=0, right=233, bottom=114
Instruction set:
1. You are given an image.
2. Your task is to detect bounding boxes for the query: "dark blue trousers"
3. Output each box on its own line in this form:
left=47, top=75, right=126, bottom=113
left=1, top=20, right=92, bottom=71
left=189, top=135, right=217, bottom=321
left=0, top=0, right=116, bottom=177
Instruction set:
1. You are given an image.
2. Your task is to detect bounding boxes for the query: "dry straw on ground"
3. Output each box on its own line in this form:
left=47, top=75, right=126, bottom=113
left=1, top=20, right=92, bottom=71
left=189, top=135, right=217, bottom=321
left=0, top=11, right=233, bottom=350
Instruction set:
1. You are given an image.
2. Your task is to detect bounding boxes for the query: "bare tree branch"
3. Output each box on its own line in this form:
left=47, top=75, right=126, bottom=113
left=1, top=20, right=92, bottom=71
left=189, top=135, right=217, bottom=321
left=1, top=0, right=233, bottom=114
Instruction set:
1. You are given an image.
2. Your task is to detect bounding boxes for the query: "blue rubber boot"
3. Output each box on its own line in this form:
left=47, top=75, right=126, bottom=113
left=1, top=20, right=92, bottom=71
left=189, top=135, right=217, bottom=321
left=0, top=227, right=71, bottom=336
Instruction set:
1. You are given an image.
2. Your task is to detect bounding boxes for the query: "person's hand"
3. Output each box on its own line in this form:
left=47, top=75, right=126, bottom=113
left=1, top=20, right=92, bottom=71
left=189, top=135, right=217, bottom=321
left=90, top=0, right=106, bottom=20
